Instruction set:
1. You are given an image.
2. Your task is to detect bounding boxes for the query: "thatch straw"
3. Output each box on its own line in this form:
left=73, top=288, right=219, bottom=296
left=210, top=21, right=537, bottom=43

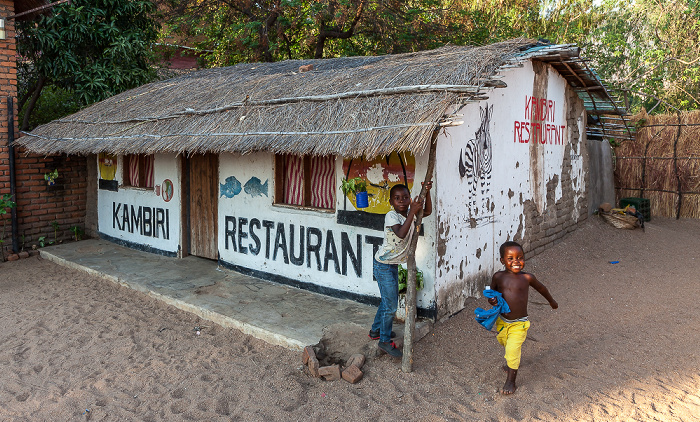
left=17, top=39, right=547, bottom=158
left=614, top=109, right=700, bottom=219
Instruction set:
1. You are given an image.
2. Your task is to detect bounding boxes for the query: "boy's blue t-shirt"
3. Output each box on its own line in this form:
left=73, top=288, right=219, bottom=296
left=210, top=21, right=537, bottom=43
left=474, top=289, right=511, bottom=331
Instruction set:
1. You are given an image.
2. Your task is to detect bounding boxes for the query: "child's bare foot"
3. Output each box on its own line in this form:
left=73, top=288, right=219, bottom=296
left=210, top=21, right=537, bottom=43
left=501, top=367, right=518, bottom=395
left=502, top=379, right=517, bottom=395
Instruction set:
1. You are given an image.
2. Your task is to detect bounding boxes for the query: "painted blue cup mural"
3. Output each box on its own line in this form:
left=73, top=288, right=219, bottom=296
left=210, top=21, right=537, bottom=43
left=355, top=191, right=369, bottom=208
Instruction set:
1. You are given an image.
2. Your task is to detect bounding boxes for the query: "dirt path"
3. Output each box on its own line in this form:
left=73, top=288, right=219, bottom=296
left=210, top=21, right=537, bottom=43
left=1, top=216, right=699, bottom=421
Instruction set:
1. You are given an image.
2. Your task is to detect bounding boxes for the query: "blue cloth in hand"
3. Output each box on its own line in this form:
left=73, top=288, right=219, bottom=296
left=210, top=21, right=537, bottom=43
left=474, top=289, right=511, bottom=331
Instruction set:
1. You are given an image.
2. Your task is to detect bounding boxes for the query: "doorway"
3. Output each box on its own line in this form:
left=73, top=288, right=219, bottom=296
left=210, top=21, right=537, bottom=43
left=187, top=153, right=218, bottom=259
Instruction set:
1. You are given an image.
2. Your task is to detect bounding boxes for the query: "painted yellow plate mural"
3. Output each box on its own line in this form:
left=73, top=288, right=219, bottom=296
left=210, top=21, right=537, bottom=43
left=342, top=152, right=415, bottom=214
left=98, top=153, right=117, bottom=181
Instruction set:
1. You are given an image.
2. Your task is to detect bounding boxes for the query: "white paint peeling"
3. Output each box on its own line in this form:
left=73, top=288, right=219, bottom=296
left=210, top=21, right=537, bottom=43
left=365, top=163, right=385, bottom=184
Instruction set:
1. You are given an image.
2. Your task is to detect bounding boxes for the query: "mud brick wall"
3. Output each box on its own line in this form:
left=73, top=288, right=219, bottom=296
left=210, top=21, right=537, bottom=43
left=520, top=82, right=589, bottom=258
left=0, top=1, right=89, bottom=253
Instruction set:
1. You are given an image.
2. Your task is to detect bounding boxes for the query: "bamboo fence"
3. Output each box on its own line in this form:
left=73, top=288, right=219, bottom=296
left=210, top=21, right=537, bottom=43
left=614, top=109, right=700, bottom=219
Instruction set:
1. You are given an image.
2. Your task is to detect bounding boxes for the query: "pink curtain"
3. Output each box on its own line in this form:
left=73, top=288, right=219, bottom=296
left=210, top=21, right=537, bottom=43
left=310, top=156, right=334, bottom=209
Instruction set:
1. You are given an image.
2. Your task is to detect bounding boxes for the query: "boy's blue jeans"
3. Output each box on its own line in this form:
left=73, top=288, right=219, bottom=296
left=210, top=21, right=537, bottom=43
left=371, top=259, right=399, bottom=343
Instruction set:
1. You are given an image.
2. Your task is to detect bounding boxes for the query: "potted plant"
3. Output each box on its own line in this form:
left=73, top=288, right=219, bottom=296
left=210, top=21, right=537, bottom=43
left=340, top=177, right=369, bottom=208
left=44, top=169, right=59, bottom=186
left=396, top=265, right=424, bottom=321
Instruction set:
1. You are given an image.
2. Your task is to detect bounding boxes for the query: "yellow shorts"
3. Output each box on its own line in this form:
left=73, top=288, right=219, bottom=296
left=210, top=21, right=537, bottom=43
left=495, top=316, right=531, bottom=370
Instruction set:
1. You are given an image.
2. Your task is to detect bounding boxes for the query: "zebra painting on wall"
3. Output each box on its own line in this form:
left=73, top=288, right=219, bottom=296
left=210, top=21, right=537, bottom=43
left=458, top=104, right=494, bottom=208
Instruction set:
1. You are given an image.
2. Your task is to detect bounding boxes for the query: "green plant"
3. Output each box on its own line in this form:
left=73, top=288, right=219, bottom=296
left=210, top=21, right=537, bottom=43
left=0, top=194, right=17, bottom=261
left=69, top=225, right=84, bottom=241
left=51, top=220, right=60, bottom=243
left=44, top=169, right=59, bottom=183
left=398, top=265, right=424, bottom=294
left=340, top=177, right=367, bottom=195
left=38, top=236, right=46, bottom=248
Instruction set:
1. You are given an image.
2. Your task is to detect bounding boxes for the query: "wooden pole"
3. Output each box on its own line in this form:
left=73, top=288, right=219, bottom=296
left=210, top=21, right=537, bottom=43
left=674, top=112, right=682, bottom=219
left=402, top=126, right=440, bottom=373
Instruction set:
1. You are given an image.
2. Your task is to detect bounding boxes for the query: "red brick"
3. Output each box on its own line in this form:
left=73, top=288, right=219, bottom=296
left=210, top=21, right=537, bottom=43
left=308, top=353, right=319, bottom=378
left=345, top=354, right=366, bottom=369
left=18, top=251, right=29, bottom=259
left=302, top=346, right=315, bottom=365
left=341, top=365, right=363, bottom=384
left=7, top=254, right=19, bottom=261
left=318, top=365, right=341, bottom=381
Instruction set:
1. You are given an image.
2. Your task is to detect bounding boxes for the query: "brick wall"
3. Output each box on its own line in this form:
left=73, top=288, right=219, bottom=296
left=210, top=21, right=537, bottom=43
left=0, top=0, right=17, bottom=254
left=12, top=154, right=88, bottom=248
left=0, top=0, right=89, bottom=256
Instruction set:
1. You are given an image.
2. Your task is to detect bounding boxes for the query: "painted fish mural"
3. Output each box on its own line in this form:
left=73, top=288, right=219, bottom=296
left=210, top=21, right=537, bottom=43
left=244, top=177, right=269, bottom=197
left=220, top=176, right=242, bottom=198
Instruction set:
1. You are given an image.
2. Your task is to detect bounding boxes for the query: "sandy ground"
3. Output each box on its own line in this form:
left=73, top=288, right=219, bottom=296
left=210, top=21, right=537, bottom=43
left=1, top=216, right=699, bottom=421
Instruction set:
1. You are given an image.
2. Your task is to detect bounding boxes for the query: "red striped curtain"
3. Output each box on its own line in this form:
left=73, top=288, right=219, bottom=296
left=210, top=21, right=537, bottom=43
left=310, top=156, right=334, bottom=209
left=128, top=155, right=140, bottom=186
left=127, top=154, right=155, bottom=188
left=284, top=155, right=304, bottom=206
left=143, top=155, right=154, bottom=188
left=283, top=155, right=335, bottom=209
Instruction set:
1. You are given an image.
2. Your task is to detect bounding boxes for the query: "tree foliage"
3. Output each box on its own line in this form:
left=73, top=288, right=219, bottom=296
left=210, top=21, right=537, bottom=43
left=155, top=0, right=699, bottom=113
left=17, top=0, right=159, bottom=130
left=156, top=1, right=546, bottom=65
left=16, top=0, right=699, bottom=123
left=581, top=0, right=700, bottom=113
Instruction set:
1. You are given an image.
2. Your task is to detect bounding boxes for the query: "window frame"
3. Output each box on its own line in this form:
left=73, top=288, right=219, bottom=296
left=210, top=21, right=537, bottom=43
left=274, top=154, right=336, bottom=212
left=122, top=154, right=155, bottom=189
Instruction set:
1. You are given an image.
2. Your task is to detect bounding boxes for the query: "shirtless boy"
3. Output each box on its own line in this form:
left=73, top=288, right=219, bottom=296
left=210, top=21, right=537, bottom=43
left=488, top=241, right=558, bottom=395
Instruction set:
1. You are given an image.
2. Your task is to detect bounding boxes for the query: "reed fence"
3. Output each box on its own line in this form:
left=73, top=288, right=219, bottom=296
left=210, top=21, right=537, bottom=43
left=614, top=109, right=700, bottom=219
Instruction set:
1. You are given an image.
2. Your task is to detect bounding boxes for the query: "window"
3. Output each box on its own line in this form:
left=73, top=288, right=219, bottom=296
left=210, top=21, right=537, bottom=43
left=123, top=154, right=154, bottom=188
left=275, top=154, right=335, bottom=210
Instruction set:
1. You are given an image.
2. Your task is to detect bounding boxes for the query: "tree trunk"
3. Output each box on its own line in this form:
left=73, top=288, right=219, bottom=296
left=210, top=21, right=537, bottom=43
left=401, top=126, right=439, bottom=373
left=21, top=75, right=46, bottom=131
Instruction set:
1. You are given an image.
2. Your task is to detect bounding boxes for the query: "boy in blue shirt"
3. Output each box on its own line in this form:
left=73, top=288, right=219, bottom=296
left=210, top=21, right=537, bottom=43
left=370, top=182, right=432, bottom=358
left=488, top=241, right=558, bottom=394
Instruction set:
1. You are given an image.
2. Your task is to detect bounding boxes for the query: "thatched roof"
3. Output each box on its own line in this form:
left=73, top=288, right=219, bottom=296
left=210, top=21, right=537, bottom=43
left=18, top=38, right=625, bottom=158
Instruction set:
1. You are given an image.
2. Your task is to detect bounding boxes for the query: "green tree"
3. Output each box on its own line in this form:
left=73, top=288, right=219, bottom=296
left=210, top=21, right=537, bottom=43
left=17, top=0, right=160, bottom=130
left=570, top=0, right=700, bottom=113
left=156, top=0, right=547, bottom=64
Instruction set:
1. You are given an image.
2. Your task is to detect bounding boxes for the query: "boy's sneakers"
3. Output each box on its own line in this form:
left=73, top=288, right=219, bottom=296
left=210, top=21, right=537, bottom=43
left=368, top=330, right=396, bottom=340
left=378, top=341, right=402, bottom=358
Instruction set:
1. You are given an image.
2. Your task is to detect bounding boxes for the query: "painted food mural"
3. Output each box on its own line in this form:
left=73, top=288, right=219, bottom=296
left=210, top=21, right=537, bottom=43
left=98, top=153, right=117, bottom=181
left=342, top=152, right=415, bottom=214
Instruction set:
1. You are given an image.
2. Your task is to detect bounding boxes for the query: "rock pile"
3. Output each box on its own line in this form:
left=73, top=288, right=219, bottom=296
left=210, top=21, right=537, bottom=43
left=302, top=346, right=365, bottom=384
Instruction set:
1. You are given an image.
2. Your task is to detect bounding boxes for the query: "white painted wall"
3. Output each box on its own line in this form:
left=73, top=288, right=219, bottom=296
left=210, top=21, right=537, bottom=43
left=217, top=151, right=437, bottom=309
left=97, top=154, right=181, bottom=254
left=435, top=61, right=585, bottom=316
